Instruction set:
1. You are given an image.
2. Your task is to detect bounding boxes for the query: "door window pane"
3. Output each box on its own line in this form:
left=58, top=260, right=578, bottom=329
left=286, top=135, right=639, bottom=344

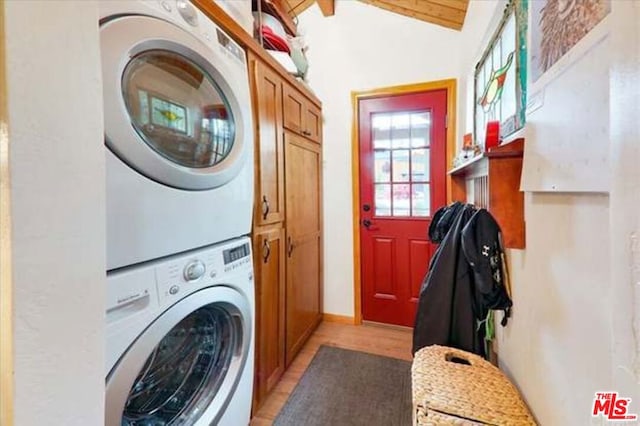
left=391, top=113, right=411, bottom=148
left=375, top=184, right=391, bottom=216
left=392, top=150, right=410, bottom=182
left=411, top=149, right=430, bottom=182
left=410, top=112, right=431, bottom=147
left=372, top=114, right=392, bottom=149
left=392, top=184, right=411, bottom=217
left=374, top=150, right=391, bottom=183
left=412, top=184, right=430, bottom=217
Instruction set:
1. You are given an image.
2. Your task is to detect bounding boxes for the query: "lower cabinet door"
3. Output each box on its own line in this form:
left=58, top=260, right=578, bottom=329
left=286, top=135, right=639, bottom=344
left=285, top=232, right=322, bottom=366
left=253, top=226, right=286, bottom=411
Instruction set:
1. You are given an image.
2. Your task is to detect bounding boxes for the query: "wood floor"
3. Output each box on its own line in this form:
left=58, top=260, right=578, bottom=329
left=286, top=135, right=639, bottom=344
left=250, top=321, right=413, bottom=425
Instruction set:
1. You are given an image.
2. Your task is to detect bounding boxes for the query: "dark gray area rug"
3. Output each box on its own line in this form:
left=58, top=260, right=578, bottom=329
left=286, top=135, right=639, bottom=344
left=273, top=345, right=412, bottom=426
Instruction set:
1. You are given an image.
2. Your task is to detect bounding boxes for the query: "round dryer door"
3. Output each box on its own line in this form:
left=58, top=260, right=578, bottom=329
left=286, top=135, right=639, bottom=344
left=100, top=15, right=251, bottom=190
left=106, top=287, right=252, bottom=426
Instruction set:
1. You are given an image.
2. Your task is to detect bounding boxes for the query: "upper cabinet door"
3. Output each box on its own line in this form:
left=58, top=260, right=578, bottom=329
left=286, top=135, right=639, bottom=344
left=282, top=83, right=305, bottom=135
left=304, top=103, right=322, bottom=143
left=252, top=59, right=285, bottom=226
left=283, top=83, right=322, bottom=144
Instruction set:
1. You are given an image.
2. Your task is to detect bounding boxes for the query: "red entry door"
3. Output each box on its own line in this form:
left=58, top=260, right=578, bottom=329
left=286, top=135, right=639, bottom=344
left=359, top=90, right=448, bottom=327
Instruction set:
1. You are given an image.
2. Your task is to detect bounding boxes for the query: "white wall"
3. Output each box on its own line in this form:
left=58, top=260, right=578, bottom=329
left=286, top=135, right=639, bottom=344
left=298, top=0, right=467, bottom=316
left=608, top=0, right=640, bottom=418
left=4, top=1, right=106, bottom=424
left=459, top=2, right=637, bottom=425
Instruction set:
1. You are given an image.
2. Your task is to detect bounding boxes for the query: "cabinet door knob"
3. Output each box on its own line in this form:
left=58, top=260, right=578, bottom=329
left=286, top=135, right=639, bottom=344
left=302, top=130, right=311, bottom=137
left=261, top=195, right=270, bottom=220
left=262, top=238, right=271, bottom=263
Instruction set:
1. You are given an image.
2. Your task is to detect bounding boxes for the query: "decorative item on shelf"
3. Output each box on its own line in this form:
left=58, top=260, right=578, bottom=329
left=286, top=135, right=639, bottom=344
left=452, top=133, right=481, bottom=168
left=484, top=120, right=500, bottom=151
left=463, top=132, right=473, bottom=150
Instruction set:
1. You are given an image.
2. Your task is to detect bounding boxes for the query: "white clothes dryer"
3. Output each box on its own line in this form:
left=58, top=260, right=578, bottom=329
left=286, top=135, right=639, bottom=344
left=100, top=1, right=254, bottom=270
left=106, top=236, right=254, bottom=426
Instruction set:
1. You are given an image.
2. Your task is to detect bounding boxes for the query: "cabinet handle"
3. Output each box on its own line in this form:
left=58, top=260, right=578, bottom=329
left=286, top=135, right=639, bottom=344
left=287, top=236, right=294, bottom=258
left=262, top=238, right=271, bottom=263
left=302, top=130, right=311, bottom=136
left=261, top=195, right=270, bottom=220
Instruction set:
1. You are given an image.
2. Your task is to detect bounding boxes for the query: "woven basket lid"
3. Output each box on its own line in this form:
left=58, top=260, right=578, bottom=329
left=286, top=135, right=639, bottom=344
left=412, top=345, right=536, bottom=425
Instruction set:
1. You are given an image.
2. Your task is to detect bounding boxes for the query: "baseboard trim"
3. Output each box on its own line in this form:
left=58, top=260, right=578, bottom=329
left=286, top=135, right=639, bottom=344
left=362, top=320, right=413, bottom=332
left=323, top=313, right=356, bottom=325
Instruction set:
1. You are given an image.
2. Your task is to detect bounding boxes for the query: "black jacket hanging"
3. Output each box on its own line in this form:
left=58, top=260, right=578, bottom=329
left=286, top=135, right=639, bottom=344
left=412, top=204, right=485, bottom=356
left=461, top=209, right=512, bottom=325
left=412, top=205, right=513, bottom=356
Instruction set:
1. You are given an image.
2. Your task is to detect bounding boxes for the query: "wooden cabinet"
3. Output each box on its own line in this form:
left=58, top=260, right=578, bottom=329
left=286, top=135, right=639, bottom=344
left=283, top=83, right=321, bottom=143
left=252, top=226, right=286, bottom=406
left=449, top=138, right=525, bottom=249
left=249, top=54, right=323, bottom=412
left=251, top=58, right=285, bottom=226
left=304, top=102, right=322, bottom=143
left=284, top=131, right=323, bottom=365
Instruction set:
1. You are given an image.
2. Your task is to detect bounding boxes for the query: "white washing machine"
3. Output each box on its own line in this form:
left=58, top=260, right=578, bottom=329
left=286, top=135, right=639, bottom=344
left=106, top=237, right=254, bottom=425
left=100, top=1, right=254, bottom=270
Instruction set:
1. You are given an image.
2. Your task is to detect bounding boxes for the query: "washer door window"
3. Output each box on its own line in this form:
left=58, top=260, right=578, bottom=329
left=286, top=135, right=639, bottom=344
left=101, top=15, right=250, bottom=190
left=106, top=287, right=251, bottom=426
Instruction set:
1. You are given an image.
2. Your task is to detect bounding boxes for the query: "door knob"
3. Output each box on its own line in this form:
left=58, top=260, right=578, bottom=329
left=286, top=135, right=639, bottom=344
left=363, top=204, right=371, bottom=212
left=261, top=195, right=270, bottom=220
left=262, top=239, right=271, bottom=263
left=362, top=219, right=372, bottom=228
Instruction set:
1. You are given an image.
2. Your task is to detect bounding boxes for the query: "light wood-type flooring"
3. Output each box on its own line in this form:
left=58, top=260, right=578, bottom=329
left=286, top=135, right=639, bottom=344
left=250, top=321, right=413, bottom=425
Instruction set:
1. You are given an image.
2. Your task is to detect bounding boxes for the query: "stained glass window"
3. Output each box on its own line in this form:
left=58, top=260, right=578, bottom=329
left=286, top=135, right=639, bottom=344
left=474, top=0, right=528, bottom=148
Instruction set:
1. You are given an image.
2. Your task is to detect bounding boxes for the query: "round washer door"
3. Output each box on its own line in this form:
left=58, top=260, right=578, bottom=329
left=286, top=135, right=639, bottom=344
left=100, top=15, right=251, bottom=190
left=106, top=286, right=251, bottom=426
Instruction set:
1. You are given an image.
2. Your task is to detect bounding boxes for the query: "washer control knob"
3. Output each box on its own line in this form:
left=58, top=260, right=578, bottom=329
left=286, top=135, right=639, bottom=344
left=184, top=260, right=206, bottom=281
left=169, top=285, right=179, bottom=295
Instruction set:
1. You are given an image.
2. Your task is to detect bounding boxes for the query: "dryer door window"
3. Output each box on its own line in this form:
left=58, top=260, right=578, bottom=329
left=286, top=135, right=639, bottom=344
left=122, top=50, right=235, bottom=169
left=100, top=15, right=251, bottom=190
left=122, top=304, right=238, bottom=425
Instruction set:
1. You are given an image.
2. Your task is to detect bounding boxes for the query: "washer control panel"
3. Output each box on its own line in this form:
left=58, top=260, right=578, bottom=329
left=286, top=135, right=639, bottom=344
left=154, top=238, right=252, bottom=306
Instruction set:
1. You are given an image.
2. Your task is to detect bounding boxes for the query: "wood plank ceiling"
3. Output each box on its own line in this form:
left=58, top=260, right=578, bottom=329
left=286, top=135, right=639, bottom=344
left=288, top=0, right=469, bottom=31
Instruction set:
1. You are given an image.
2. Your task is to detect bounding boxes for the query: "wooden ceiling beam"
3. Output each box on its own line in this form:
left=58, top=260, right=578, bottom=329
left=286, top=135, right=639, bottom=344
left=316, top=0, right=336, bottom=16
left=359, top=0, right=465, bottom=30
left=288, top=0, right=334, bottom=17
left=289, top=0, right=315, bottom=16
left=427, top=0, right=469, bottom=12
left=286, top=0, right=468, bottom=31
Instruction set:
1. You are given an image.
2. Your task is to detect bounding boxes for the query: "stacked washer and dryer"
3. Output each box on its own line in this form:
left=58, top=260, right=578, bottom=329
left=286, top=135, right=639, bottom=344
left=100, top=1, right=255, bottom=424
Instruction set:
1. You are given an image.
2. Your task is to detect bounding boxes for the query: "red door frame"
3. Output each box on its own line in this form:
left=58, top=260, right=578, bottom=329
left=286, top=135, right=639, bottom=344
left=351, top=79, right=457, bottom=326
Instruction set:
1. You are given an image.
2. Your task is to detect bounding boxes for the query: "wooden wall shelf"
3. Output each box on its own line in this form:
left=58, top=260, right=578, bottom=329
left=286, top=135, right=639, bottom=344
left=449, top=138, right=526, bottom=249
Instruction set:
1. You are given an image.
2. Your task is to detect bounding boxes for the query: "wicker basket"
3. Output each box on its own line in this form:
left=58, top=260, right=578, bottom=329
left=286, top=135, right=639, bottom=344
left=412, top=345, right=536, bottom=425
